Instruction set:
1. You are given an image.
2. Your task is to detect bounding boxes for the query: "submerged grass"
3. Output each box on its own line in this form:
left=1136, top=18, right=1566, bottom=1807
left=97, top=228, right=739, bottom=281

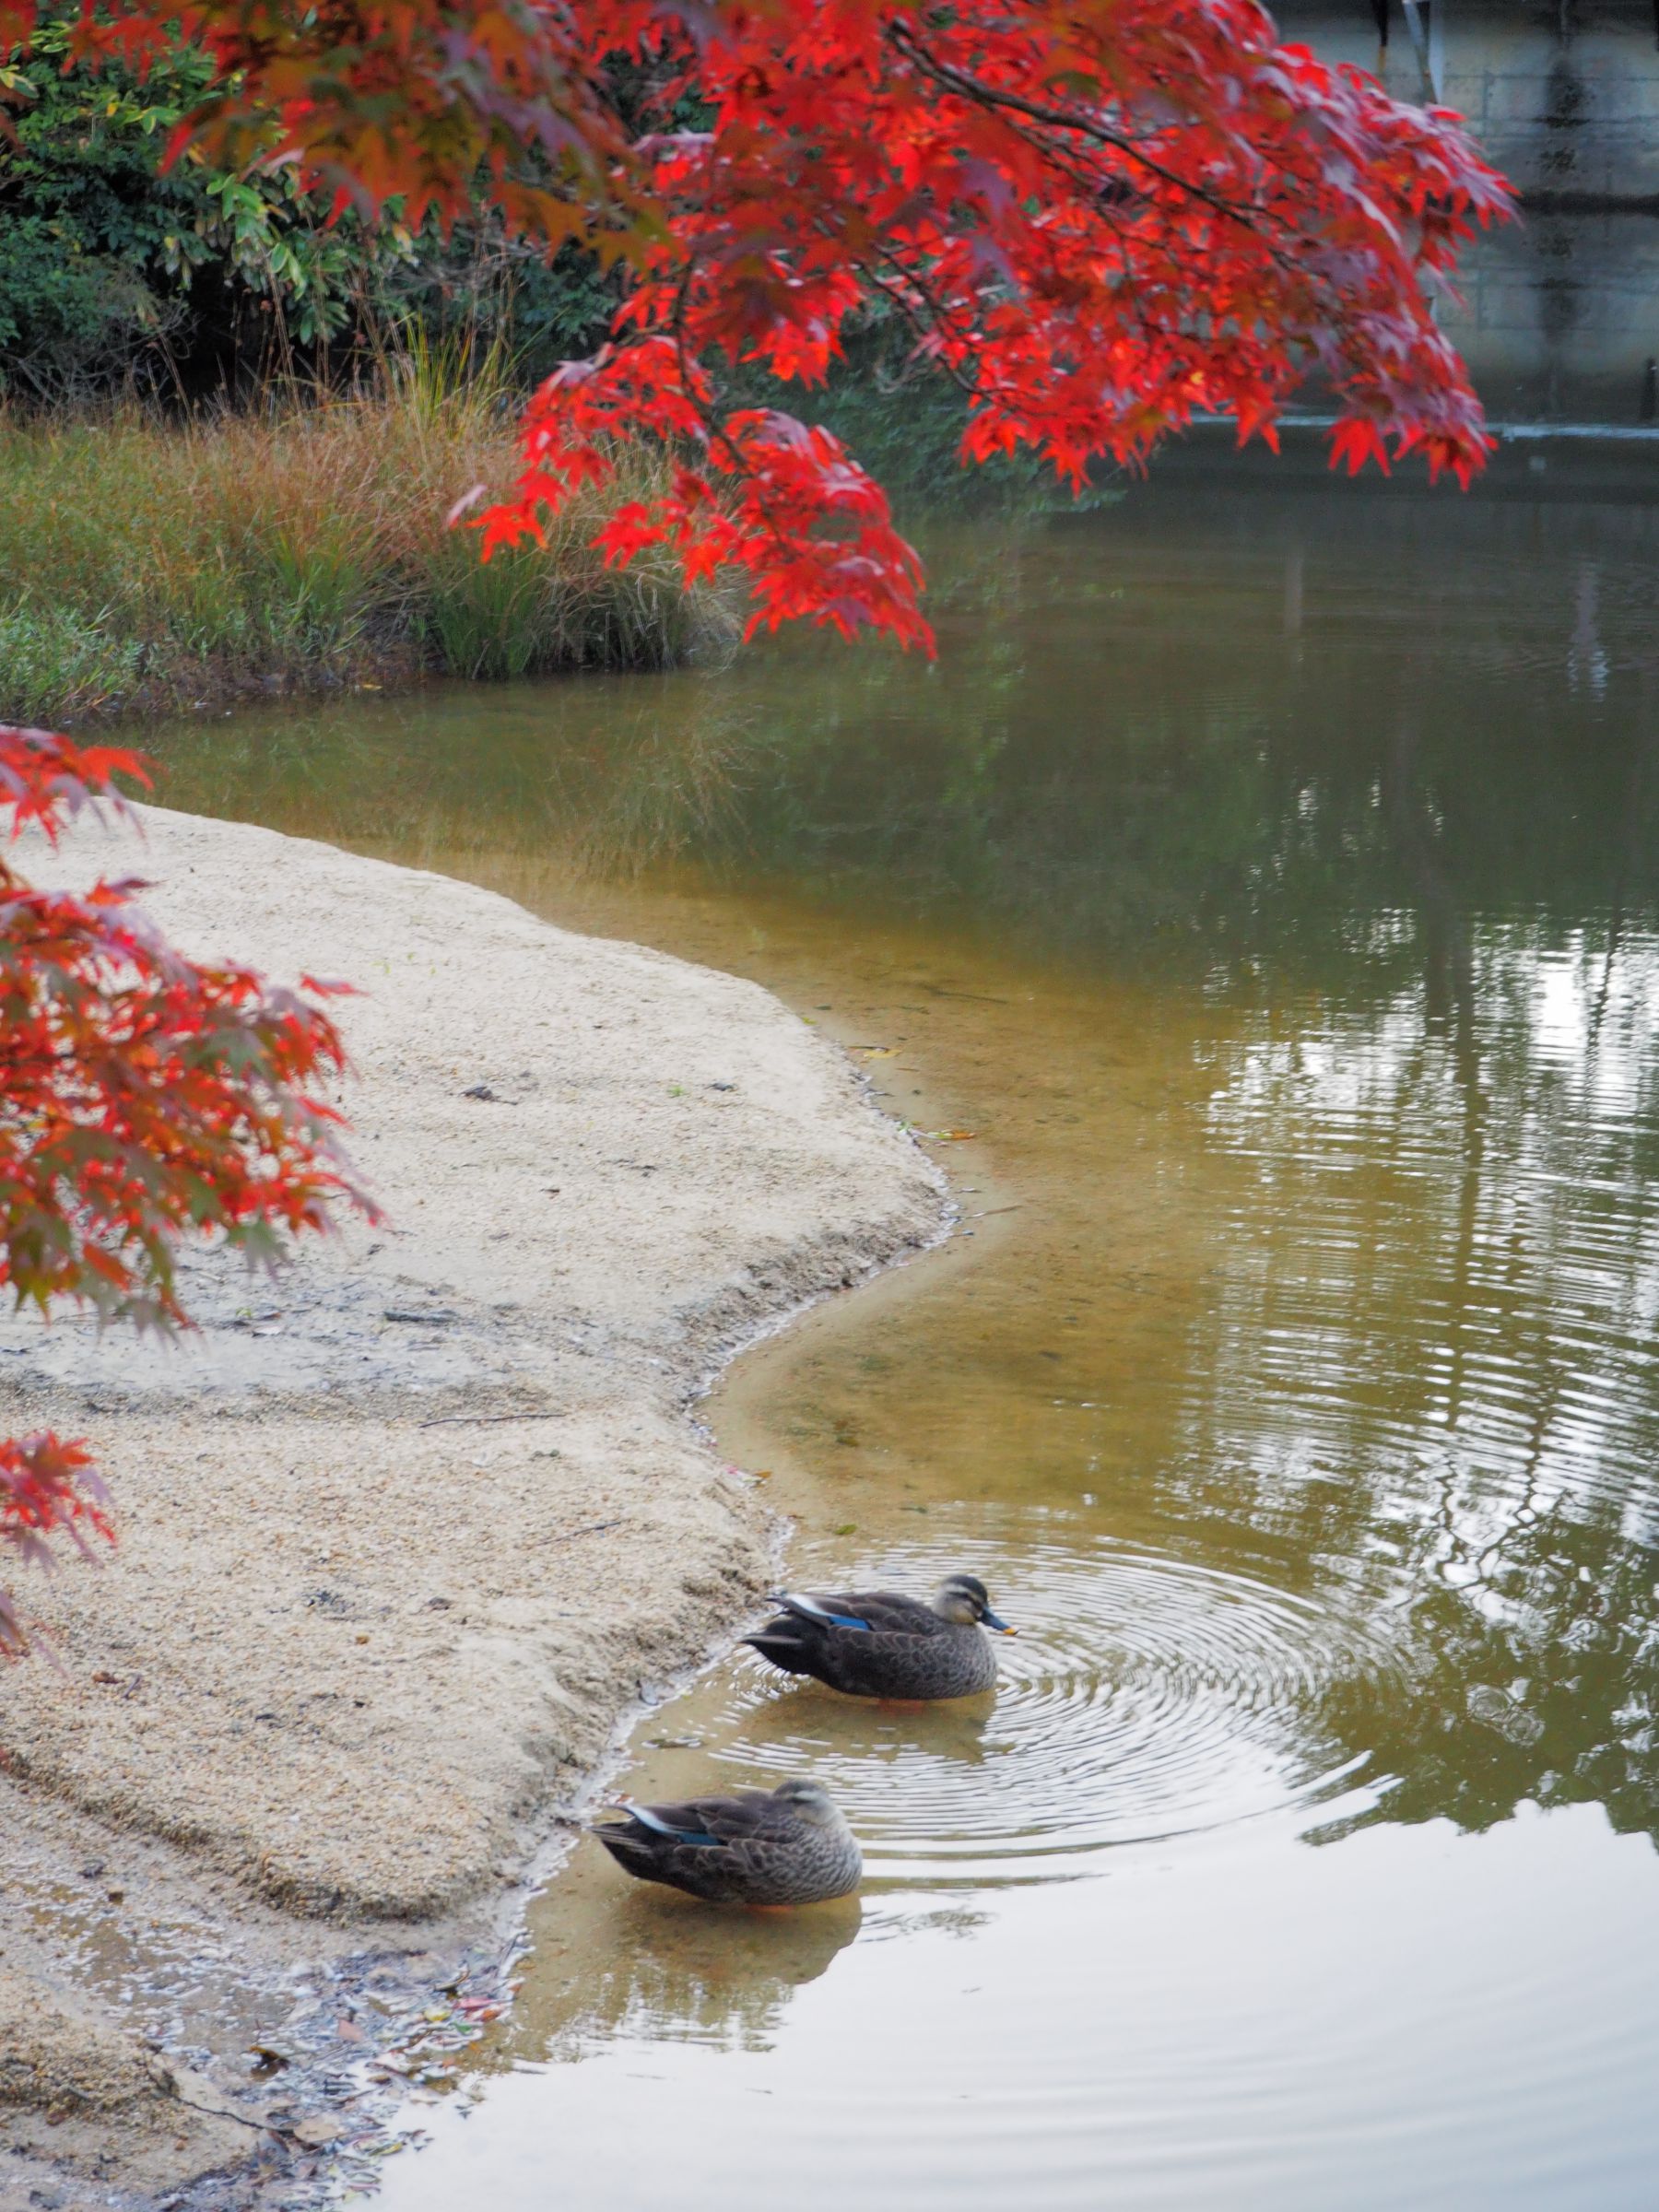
left=0, top=353, right=728, bottom=724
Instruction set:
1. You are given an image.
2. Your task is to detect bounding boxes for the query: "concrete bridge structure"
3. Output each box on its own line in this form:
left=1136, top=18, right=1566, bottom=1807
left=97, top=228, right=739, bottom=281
left=1277, top=0, right=1659, bottom=421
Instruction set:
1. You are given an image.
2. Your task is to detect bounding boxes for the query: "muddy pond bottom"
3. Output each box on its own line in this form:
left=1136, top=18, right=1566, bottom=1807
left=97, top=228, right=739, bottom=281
left=151, top=462, right=1659, bottom=2210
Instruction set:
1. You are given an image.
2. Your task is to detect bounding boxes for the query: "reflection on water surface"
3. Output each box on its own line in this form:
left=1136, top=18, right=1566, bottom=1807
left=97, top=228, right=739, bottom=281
left=151, top=466, right=1659, bottom=2207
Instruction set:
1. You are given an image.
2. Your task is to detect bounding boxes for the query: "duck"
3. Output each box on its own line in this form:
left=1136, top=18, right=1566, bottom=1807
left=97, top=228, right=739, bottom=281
left=744, top=1571, right=1015, bottom=1700
left=590, top=1778, right=862, bottom=1905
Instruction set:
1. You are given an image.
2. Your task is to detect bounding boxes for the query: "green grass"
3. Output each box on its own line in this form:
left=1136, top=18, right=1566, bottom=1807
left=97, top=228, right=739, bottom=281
left=0, top=354, right=727, bottom=724
left=0, top=601, right=145, bottom=723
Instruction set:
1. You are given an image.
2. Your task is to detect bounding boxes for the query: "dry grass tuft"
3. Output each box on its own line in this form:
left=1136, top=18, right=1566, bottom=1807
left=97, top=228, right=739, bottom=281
left=0, top=354, right=727, bottom=724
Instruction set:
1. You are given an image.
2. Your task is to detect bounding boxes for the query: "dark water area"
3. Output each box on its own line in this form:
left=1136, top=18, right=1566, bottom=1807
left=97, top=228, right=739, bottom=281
left=149, top=464, right=1659, bottom=2207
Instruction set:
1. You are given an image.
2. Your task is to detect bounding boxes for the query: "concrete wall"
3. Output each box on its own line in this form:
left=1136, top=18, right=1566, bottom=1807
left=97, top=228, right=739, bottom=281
left=1276, top=1, right=1659, bottom=421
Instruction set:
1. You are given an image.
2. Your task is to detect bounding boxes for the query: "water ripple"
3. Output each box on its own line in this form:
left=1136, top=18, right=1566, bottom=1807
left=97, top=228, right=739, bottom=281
left=697, top=1535, right=1406, bottom=1881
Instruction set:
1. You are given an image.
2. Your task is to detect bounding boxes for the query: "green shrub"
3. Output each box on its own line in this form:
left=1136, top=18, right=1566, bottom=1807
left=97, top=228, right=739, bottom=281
left=0, top=10, right=618, bottom=399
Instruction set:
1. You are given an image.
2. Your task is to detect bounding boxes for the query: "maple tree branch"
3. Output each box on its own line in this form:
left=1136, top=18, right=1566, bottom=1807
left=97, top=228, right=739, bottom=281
left=886, top=19, right=1304, bottom=259
left=851, top=255, right=986, bottom=401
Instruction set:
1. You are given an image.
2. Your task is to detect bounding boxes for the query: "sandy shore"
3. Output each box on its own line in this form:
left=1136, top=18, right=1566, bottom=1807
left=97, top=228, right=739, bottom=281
left=0, top=804, right=946, bottom=2204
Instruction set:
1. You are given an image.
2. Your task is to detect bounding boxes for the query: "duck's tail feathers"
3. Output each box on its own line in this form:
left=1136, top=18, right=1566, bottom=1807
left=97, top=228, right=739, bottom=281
left=590, top=1824, right=653, bottom=1867
left=743, top=1630, right=816, bottom=1675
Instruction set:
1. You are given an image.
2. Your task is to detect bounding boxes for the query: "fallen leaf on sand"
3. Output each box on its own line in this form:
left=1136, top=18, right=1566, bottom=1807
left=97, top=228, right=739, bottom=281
left=291, top=2115, right=345, bottom=2148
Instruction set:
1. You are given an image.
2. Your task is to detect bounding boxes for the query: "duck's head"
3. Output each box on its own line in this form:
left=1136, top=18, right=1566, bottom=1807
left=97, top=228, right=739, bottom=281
left=772, top=1778, right=850, bottom=1830
left=933, top=1572, right=1016, bottom=1634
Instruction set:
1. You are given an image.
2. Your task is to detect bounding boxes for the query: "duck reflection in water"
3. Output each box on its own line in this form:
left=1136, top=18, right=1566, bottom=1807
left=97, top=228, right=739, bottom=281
left=733, top=1665, right=1000, bottom=1772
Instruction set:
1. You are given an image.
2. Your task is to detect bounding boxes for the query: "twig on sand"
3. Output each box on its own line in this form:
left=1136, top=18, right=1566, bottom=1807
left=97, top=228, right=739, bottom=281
left=543, top=1520, right=622, bottom=1546
left=416, top=1410, right=564, bottom=1430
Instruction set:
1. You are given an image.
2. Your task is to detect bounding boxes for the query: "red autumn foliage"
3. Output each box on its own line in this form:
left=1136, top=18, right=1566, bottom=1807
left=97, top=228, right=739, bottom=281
left=0, top=727, right=372, bottom=1650
left=0, top=0, right=1512, bottom=652
left=481, top=3, right=1513, bottom=651
left=0, top=1434, right=110, bottom=1654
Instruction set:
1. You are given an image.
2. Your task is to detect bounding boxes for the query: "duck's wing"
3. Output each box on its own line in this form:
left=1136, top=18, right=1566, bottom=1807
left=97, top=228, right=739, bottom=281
left=601, top=1789, right=779, bottom=1848
left=716, top=1792, right=798, bottom=1841
left=675, top=1790, right=833, bottom=1890
left=590, top=1790, right=777, bottom=1885
left=606, top=1797, right=724, bottom=1847
left=747, top=1591, right=945, bottom=1683
left=774, top=1589, right=942, bottom=1638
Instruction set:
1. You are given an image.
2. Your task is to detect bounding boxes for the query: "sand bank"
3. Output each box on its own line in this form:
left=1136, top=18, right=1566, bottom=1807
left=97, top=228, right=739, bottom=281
left=0, top=804, right=946, bottom=2202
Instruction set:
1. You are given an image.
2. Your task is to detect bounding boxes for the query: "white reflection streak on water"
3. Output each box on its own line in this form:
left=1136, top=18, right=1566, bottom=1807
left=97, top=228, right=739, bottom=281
left=1197, top=924, right=1659, bottom=1635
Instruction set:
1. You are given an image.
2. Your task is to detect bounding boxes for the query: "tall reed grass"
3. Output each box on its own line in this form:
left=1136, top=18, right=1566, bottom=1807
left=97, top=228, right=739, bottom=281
left=0, top=349, right=727, bottom=724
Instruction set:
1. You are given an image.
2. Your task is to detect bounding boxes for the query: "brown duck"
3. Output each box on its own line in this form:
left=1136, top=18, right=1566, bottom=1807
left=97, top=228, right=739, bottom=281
left=745, top=1571, right=1015, bottom=1700
left=590, top=1779, right=862, bottom=1905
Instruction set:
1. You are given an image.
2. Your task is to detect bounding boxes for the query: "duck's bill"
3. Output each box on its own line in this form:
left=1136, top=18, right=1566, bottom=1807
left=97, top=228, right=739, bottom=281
left=983, top=1611, right=1017, bottom=1635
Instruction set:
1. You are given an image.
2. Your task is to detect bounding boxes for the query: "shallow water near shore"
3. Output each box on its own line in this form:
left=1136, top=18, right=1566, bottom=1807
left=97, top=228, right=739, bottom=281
left=151, top=453, right=1659, bottom=2209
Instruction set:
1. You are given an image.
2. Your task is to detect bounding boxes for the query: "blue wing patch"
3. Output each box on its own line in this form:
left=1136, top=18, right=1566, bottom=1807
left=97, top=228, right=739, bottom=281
left=782, top=1590, right=874, bottom=1632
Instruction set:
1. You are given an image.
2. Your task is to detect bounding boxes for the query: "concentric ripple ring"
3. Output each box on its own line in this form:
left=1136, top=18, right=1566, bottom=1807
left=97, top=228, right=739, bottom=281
left=697, top=1531, right=1409, bottom=1883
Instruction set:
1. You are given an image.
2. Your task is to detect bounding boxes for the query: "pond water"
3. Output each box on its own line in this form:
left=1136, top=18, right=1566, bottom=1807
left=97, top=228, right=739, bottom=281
left=151, top=453, right=1659, bottom=2210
